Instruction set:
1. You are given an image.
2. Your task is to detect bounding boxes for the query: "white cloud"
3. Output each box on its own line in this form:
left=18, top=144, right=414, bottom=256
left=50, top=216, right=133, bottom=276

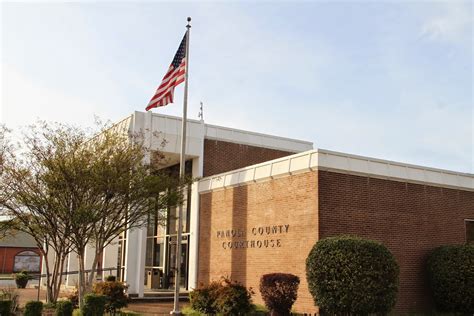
left=419, top=1, right=472, bottom=43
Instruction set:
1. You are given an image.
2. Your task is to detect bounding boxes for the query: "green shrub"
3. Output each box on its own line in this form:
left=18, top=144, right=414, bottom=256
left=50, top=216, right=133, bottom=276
left=189, top=278, right=253, bottom=315
left=56, top=300, right=74, bottom=316
left=93, top=281, right=128, bottom=314
left=259, top=273, right=300, bottom=316
left=105, top=275, right=116, bottom=282
left=67, top=288, right=79, bottom=308
left=0, top=288, right=19, bottom=315
left=306, top=235, right=399, bottom=315
left=44, top=302, right=56, bottom=309
left=189, top=280, right=221, bottom=315
left=23, top=300, right=43, bottom=316
left=213, top=278, right=253, bottom=315
left=427, top=244, right=474, bottom=314
left=0, top=300, right=12, bottom=315
left=14, top=271, right=29, bottom=288
left=81, top=294, right=106, bottom=316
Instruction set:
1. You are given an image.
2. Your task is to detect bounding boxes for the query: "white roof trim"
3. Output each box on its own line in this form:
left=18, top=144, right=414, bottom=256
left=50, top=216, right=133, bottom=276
left=134, top=112, right=313, bottom=153
left=198, top=149, right=474, bottom=193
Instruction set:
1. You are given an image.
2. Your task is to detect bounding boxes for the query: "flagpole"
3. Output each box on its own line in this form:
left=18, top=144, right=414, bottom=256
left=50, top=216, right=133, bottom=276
left=171, top=16, right=191, bottom=316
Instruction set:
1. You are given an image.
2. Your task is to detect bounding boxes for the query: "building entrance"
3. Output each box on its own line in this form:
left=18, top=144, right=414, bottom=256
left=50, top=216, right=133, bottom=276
left=166, top=235, right=189, bottom=289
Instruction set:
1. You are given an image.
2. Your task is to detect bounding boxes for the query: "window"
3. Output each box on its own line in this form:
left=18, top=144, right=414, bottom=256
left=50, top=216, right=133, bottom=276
left=466, top=220, right=474, bottom=244
left=14, top=251, right=40, bottom=272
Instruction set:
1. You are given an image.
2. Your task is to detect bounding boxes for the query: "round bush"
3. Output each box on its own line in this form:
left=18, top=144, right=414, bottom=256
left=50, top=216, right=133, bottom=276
left=81, top=294, right=106, bottom=316
left=427, top=244, right=474, bottom=314
left=306, top=235, right=399, bottom=315
left=189, top=278, right=253, bottom=315
left=0, top=301, right=12, bottom=315
left=24, top=300, right=43, bottom=316
left=213, top=279, right=253, bottom=316
left=55, top=300, right=73, bottom=316
left=259, top=273, right=300, bottom=316
left=189, top=281, right=221, bottom=315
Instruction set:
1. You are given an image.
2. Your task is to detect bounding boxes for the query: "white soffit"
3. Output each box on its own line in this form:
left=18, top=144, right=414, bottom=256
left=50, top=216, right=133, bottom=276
left=130, top=111, right=313, bottom=155
left=198, top=149, right=474, bottom=193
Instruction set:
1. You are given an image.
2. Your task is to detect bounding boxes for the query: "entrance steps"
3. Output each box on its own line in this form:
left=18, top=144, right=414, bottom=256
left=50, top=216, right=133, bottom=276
left=129, top=291, right=189, bottom=302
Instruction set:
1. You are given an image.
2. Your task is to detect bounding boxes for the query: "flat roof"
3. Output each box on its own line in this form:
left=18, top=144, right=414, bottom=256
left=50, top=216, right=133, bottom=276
left=198, top=149, right=474, bottom=193
left=126, top=111, right=313, bottom=154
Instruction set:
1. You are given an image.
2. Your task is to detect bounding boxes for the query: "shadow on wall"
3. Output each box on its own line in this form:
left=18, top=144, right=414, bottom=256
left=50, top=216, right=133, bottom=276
left=198, top=193, right=212, bottom=285
left=231, top=185, right=248, bottom=283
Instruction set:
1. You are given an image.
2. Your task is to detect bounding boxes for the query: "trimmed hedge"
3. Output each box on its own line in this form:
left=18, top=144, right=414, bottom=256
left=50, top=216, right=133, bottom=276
left=190, top=277, right=253, bottom=315
left=306, top=235, right=399, bottom=315
left=55, top=300, right=73, bottom=316
left=427, top=244, right=474, bottom=314
left=0, top=300, right=12, bottom=316
left=24, top=300, right=43, bottom=316
left=81, top=294, right=106, bottom=316
left=259, top=273, right=300, bottom=316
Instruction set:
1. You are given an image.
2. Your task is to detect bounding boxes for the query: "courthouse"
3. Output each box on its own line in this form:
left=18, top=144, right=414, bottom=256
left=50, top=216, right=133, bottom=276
left=58, top=111, right=473, bottom=314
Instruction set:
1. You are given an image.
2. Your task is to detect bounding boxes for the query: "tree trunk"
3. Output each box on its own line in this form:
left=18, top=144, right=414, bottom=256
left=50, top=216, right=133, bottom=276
left=52, top=252, right=67, bottom=302
left=42, top=253, right=52, bottom=303
left=77, top=250, right=86, bottom=309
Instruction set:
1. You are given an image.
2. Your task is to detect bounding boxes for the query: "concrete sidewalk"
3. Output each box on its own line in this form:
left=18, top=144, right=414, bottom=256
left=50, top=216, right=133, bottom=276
left=1, top=286, right=188, bottom=316
left=125, top=301, right=189, bottom=316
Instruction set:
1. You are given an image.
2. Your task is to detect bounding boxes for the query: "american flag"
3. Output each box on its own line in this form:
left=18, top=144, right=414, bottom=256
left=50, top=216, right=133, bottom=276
left=146, top=33, right=187, bottom=111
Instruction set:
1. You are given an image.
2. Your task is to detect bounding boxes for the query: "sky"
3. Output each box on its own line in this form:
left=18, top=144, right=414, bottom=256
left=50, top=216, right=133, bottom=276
left=1, top=1, right=472, bottom=173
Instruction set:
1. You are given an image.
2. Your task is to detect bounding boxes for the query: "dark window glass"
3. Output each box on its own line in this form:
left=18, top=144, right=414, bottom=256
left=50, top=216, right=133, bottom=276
left=145, top=238, right=153, bottom=266
left=466, top=220, right=474, bottom=244
left=153, top=238, right=164, bottom=267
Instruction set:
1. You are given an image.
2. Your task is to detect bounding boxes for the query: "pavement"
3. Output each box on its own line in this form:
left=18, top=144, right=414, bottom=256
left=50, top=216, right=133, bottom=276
left=125, top=301, right=190, bottom=316
left=0, top=286, right=188, bottom=316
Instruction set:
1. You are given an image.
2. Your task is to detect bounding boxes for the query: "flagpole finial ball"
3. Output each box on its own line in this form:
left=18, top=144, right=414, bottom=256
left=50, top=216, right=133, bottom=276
left=187, top=17, right=191, bottom=22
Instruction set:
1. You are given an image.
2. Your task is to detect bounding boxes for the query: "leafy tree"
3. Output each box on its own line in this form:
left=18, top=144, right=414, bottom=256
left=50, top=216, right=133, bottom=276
left=0, top=122, right=74, bottom=302
left=0, top=121, right=187, bottom=306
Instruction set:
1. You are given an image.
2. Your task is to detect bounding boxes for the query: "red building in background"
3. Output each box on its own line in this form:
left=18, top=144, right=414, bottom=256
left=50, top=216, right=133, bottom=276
left=0, top=230, right=41, bottom=274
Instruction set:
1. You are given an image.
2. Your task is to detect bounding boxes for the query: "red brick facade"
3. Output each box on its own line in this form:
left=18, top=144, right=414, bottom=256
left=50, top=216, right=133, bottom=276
left=203, top=139, right=294, bottom=177
left=198, top=172, right=319, bottom=313
left=318, top=170, right=474, bottom=313
left=0, top=247, right=42, bottom=274
left=198, top=169, right=474, bottom=314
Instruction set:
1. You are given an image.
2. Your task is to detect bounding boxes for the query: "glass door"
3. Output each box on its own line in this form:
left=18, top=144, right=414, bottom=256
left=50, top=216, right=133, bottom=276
left=166, top=235, right=189, bottom=290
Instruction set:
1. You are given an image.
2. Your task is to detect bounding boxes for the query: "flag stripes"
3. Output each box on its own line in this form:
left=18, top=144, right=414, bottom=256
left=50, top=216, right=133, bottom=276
left=146, top=32, right=187, bottom=111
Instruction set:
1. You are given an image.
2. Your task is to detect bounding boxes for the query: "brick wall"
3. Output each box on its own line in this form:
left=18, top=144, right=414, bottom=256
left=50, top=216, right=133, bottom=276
left=203, top=139, right=294, bottom=177
left=318, top=170, right=474, bottom=314
left=198, top=169, right=474, bottom=314
left=198, top=172, right=319, bottom=313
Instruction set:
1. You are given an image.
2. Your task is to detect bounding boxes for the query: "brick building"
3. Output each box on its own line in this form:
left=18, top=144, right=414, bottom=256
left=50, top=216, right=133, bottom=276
left=56, top=111, right=473, bottom=314
left=0, top=230, right=42, bottom=273
left=198, top=150, right=473, bottom=313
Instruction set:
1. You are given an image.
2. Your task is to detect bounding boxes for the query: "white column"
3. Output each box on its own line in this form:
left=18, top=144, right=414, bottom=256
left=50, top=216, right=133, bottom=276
left=124, top=226, right=147, bottom=297
left=188, top=121, right=205, bottom=290
left=102, top=238, right=119, bottom=278
left=66, top=251, right=79, bottom=287
left=84, top=244, right=97, bottom=281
